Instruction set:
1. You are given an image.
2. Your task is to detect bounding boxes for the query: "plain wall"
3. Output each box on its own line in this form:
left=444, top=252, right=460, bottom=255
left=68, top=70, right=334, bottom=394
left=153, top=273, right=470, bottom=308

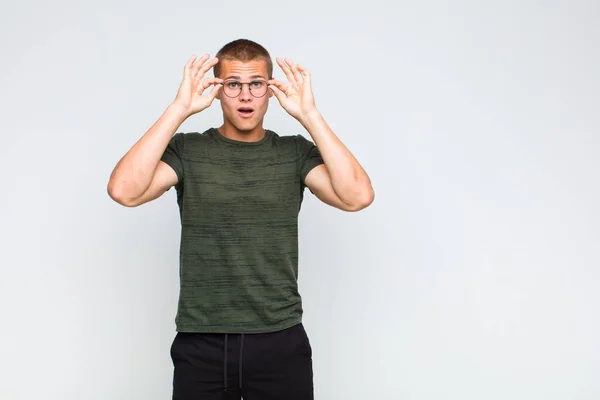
left=1, top=1, right=599, bottom=399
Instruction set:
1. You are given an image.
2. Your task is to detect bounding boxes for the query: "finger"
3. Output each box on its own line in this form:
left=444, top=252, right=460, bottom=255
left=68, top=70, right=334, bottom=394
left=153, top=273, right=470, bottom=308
left=194, top=72, right=222, bottom=91
left=191, top=54, right=211, bottom=77
left=297, top=64, right=311, bottom=82
left=276, top=57, right=296, bottom=86
left=297, top=64, right=312, bottom=93
left=207, top=82, right=223, bottom=99
left=184, top=54, right=197, bottom=76
left=201, top=77, right=224, bottom=90
left=268, top=79, right=289, bottom=93
left=196, top=79, right=222, bottom=95
left=190, top=54, right=208, bottom=83
left=285, top=57, right=303, bottom=85
left=196, top=57, right=219, bottom=79
left=268, top=84, right=285, bottom=103
left=192, top=54, right=209, bottom=69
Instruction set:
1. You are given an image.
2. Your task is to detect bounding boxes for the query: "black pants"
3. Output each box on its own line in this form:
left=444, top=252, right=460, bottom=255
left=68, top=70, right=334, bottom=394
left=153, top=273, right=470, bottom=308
left=170, top=322, right=314, bottom=399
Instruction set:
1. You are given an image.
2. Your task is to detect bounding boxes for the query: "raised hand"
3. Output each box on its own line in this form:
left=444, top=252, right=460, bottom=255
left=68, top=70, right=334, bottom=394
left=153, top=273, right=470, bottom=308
left=173, top=54, right=223, bottom=116
left=268, top=57, right=318, bottom=122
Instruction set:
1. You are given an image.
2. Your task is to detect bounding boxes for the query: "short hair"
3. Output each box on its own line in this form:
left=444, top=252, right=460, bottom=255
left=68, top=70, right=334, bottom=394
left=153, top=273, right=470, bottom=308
left=214, top=39, right=273, bottom=79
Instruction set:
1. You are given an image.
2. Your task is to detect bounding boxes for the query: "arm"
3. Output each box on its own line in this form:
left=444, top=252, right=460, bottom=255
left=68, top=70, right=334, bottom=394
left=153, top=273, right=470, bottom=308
left=302, top=165, right=365, bottom=212
left=107, top=104, right=188, bottom=207
left=268, top=58, right=374, bottom=211
left=301, top=110, right=374, bottom=211
left=107, top=54, right=223, bottom=207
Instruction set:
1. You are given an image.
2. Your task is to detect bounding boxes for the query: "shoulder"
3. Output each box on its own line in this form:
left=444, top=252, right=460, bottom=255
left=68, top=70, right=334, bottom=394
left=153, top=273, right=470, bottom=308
left=172, top=128, right=219, bottom=151
left=179, top=128, right=216, bottom=142
left=269, top=130, right=314, bottom=151
left=269, top=130, right=293, bottom=142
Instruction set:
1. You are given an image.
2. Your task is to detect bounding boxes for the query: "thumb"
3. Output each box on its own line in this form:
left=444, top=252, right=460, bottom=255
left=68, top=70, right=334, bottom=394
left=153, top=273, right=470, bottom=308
left=207, top=83, right=223, bottom=100
left=269, top=85, right=285, bottom=103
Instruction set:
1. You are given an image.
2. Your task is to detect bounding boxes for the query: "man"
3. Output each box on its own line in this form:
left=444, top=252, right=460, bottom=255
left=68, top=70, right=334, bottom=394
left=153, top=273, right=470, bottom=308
left=107, top=39, right=374, bottom=400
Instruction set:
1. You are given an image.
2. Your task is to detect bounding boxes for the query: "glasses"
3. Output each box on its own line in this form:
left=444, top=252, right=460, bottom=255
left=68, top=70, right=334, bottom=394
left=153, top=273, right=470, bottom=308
left=222, top=79, right=269, bottom=98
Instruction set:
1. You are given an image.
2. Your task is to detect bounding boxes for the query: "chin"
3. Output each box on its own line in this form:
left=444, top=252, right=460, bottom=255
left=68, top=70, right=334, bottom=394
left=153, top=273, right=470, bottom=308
left=232, top=117, right=262, bottom=132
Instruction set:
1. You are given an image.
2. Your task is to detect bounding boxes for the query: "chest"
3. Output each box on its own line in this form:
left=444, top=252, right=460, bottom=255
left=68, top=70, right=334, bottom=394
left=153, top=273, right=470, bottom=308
left=182, top=147, right=301, bottom=209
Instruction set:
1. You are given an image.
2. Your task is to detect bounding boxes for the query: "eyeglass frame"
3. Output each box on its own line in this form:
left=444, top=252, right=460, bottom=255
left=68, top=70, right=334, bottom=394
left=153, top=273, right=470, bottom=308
left=221, top=78, right=270, bottom=98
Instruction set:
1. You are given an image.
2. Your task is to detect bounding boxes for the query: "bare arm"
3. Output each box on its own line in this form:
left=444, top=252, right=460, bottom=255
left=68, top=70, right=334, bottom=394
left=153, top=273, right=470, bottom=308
left=304, top=164, right=371, bottom=212
left=107, top=54, right=223, bottom=207
left=269, top=57, right=374, bottom=211
left=107, top=104, right=188, bottom=206
left=300, top=110, right=374, bottom=211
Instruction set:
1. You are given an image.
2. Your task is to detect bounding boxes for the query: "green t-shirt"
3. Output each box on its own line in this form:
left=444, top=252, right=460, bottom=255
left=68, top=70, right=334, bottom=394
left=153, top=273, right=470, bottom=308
left=159, top=127, right=324, bottom=333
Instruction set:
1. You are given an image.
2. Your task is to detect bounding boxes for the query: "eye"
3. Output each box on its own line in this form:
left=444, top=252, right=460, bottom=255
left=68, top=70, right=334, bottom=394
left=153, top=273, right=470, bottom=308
left=251, top=81, right=264, bottom=88
left=227, top=81, right=240, bottom=88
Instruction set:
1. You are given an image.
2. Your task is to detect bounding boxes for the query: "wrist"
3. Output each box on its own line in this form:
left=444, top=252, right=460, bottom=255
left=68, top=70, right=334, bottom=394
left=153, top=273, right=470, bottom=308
left=167, top=102, right=193, bottom=121
left=299, top=108, right=323, bottom=129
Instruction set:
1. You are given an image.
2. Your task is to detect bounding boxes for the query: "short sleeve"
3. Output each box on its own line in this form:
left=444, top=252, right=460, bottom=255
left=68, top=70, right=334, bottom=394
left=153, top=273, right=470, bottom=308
left=160, top=132, right=185, bottom=190
left=296, top=134, right=324, bottom=192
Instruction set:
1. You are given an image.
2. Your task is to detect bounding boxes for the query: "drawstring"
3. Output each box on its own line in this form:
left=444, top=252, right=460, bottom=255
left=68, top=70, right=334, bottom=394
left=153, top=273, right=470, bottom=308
left=223, top=333, right=245, bottom=391
left=239, top=334, right=244, bottom=389
left=224, top=334, right=228, bottom=391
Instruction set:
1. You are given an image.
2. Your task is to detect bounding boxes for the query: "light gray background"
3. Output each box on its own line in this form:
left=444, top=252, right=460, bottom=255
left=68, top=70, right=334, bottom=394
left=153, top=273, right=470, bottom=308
left=1, top=1, right=599, bottom=399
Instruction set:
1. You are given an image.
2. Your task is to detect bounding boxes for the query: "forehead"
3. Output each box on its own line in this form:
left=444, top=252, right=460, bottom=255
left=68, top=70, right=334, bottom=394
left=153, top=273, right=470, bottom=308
left=219, top=59, right=269, bottom=80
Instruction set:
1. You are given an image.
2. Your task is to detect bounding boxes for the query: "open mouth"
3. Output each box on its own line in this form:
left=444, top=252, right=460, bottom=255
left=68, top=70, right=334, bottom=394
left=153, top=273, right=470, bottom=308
left=238, top=107, right=254, bottom=117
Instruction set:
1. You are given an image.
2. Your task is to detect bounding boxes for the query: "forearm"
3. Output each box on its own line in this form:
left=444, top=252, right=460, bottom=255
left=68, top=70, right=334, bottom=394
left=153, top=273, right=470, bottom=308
left=300, top=110, right=374, bottom=207
left=108, top=103, right=189, bottom=200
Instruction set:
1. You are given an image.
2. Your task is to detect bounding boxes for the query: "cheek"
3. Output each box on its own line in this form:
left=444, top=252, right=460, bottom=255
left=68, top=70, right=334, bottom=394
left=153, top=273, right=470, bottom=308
left=221, top=98, right=236, bottom=112
left=258, top=98, right=270, bottom=112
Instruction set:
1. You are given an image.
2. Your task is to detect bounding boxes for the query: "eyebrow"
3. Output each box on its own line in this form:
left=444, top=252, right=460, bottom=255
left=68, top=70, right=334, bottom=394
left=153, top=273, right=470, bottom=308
left=224, top=75, right=267, bottom=80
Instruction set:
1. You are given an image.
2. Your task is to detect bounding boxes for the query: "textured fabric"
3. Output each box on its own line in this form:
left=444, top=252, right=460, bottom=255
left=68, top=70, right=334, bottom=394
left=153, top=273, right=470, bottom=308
left=170, top=322, right=313, bottom=400
left=160, top=128, right=324, bottom=333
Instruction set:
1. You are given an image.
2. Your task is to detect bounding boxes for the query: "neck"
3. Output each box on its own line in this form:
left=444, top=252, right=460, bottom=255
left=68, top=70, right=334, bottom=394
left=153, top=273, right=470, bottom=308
left=217, top=119, right=266, bottom=143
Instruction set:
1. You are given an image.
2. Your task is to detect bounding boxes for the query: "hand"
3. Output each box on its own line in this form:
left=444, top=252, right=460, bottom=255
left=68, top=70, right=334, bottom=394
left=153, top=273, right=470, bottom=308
left=173, top=54, right=223, bottom=116
left=268, top=57, right=318, bottom=122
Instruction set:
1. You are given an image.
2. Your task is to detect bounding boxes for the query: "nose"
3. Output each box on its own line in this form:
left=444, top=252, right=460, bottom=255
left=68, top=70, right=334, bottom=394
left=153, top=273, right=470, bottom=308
left=239, top=83, right=252, bottom=101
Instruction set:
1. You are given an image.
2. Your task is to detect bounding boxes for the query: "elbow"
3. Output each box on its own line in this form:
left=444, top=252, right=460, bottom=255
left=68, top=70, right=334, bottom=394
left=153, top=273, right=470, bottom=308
left=346, top=187, right=375, bottom=212
left=107, top=181, right=140, bottom=208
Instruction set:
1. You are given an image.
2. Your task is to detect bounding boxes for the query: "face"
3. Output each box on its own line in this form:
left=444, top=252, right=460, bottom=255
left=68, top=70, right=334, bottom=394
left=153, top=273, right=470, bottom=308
left=216, top=59, right=273, bottom=133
